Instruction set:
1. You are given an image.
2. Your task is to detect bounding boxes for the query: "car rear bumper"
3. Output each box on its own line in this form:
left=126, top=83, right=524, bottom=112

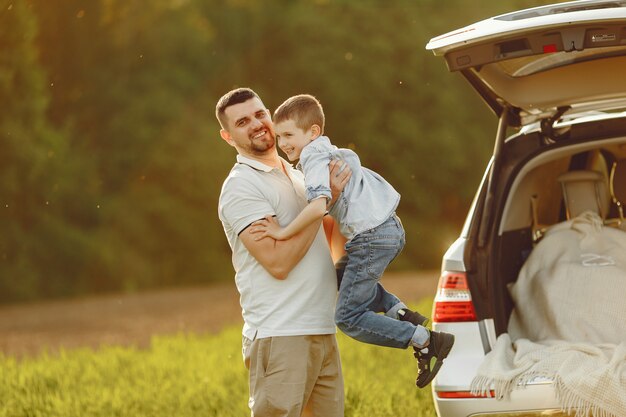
left=434, top=379, right=565, bottom=417
left=431, top=321, right=567, bottom=417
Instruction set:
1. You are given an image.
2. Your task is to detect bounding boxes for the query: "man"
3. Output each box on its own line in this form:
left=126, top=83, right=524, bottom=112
left=216, top=87, right=349, bottom=417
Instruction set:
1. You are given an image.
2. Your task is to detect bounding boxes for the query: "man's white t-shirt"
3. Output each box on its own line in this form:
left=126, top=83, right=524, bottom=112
left=218, top=155, right=337, bottom=340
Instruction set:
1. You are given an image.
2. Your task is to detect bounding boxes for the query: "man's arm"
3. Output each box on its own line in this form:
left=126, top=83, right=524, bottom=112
left=240, top=215, right=322, bottom=280
left=322, top=215, right=347, bottom=263
left=328, top=159, right=350, bottom=206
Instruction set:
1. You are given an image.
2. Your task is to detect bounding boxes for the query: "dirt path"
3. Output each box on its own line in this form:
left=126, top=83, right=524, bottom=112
left=0, top=271, right=438, bottom=358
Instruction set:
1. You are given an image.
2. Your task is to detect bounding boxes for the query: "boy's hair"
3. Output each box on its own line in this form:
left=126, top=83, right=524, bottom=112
left=215, top=87, right=261, bottom=129
left=273, top=94, right=325, bottom=133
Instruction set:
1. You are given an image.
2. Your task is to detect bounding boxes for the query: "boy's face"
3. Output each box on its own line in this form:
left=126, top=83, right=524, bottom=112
left=274, top=119, right=316, bottom=161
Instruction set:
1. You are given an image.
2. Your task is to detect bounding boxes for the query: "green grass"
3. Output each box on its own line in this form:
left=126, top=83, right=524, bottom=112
left=0, top=300, right=435, bottom=417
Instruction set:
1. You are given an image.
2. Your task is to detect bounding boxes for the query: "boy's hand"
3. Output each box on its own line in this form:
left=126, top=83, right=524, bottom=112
left=249, top=215, right=288, bottom=241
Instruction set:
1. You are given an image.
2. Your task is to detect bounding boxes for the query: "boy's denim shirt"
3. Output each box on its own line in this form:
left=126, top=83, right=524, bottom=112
left=297, top=136, right=400, bottom=240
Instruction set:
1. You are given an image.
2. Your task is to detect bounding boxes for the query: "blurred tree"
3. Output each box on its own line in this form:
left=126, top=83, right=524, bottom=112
left=30, top=0, right=215, bottom=192
left=89, top=99, right=233, bottom=292
left=0, top=1, right=46, bottom=301
left=1, top=0, right=556, bottom=302
left=23, top=0, right=221, bottom=294
left=0, top=1, right=96, bottom=301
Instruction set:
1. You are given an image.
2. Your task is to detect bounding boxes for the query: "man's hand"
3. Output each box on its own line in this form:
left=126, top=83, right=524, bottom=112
left=249, top=215, right=288, bottom=241
left=328, top=159, right=351, bottom=206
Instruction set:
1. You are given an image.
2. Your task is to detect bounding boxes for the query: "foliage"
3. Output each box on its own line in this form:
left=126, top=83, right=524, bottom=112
left=1, top=0, right=556, bottom=302
left=0, top=300, right=435, bottom=417
left=0, top=1, right=95, bottom=301
left=0, top=328, right=249, bottom=417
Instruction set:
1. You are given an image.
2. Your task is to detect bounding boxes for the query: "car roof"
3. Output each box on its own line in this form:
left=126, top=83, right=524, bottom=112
left=426, top=0, right=626, bottom=125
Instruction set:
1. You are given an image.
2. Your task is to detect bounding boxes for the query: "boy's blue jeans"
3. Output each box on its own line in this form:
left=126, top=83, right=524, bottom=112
left=334, top=214, right=418, bottom=348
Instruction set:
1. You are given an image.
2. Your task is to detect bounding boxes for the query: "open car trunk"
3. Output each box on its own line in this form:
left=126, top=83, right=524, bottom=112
left=490, top=116, right=626, bottom=333
left=471, top=127, right=626, bottom=416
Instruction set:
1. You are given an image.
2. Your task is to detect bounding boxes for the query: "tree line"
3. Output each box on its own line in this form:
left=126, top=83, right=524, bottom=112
left=1, top=0, right=552, bottom=303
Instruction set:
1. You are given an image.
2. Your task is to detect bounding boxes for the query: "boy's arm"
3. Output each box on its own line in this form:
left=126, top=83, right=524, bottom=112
left=252, top=198, right=327, bottom=241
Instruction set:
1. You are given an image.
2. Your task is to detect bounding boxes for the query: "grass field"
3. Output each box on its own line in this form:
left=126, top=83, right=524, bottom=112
left=0, top=299, right=435, bottom=417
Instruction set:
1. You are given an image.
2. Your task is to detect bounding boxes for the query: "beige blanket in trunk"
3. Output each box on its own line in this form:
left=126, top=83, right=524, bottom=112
left=471, top=212, right=626, bottom=417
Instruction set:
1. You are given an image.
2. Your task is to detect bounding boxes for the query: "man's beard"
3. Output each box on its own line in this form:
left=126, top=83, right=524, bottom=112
left=249, top=135, right=275, bottom=154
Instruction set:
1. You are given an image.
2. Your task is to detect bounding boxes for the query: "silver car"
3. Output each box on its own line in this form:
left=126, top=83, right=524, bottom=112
left=426, top=1, right=626, bottom=416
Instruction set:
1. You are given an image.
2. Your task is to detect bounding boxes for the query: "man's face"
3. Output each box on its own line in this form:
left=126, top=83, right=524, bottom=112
left=274, top=119, right=315, bottom=162
left=222, top=97, right=275, bottom=156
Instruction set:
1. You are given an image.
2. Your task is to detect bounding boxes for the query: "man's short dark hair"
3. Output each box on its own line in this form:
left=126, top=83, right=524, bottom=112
left=215, top=87, right=261, bottom=129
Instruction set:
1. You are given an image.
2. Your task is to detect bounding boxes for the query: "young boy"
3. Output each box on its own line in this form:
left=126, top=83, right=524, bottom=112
left=250, top=94, right=455, bottom=388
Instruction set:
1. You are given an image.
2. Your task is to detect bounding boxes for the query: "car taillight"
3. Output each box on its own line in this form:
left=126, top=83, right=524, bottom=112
left=433, top=271, right=477, bottom=322
left=436, top=390, right=494, bottom=399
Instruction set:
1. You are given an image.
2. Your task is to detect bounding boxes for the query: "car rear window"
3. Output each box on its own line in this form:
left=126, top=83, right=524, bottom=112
left=496, top=44, right=626, bottom=76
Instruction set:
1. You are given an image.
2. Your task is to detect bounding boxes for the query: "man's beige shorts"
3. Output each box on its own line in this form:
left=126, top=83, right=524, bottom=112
left=242, top=334, right=344, bottom=417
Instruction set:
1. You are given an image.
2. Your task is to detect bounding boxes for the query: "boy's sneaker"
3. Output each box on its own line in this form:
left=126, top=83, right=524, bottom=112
left=414, top=331, right=455, bottom=388
left=398, top=308, right=430, bottom=327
